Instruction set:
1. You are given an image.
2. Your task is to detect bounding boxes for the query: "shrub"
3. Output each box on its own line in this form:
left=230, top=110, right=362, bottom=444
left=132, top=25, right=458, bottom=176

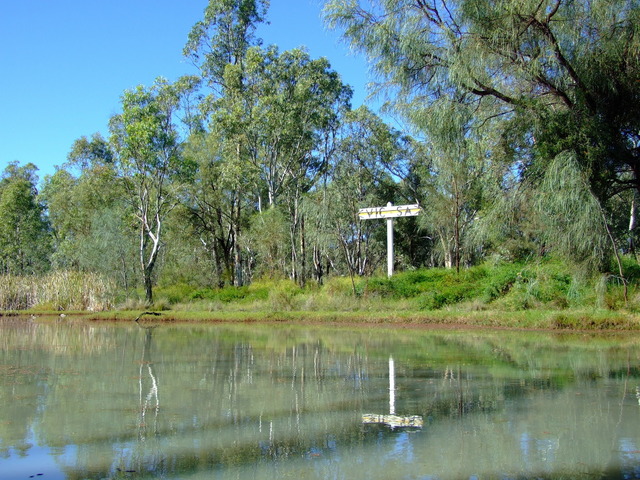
left=155, top=283, right=197, bottom=304
left=268, top=280, right=303, bottom=311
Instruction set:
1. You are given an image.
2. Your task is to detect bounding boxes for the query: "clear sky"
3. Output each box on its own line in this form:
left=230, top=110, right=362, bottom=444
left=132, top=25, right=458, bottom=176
left=0, top=0, right=372, bottom=183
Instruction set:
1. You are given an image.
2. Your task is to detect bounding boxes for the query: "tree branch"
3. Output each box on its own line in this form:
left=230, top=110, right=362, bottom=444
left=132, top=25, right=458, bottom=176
left=534, top=74, right=573, bottom=107
left=528, top=16, right=595, bottom=111
left=469, top=79, right=519, bottom=105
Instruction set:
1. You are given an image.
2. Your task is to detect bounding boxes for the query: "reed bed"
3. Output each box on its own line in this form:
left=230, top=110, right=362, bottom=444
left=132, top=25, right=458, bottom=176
left=0, top=271, right=114, bottom=311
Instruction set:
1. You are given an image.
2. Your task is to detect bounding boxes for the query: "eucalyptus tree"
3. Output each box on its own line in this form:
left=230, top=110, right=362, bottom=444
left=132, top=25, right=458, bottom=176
left=108, top=77, right=199, bottom=304
left=0, top=162, right=51, bottom=275
left=183, top=0, right=269, bottom=286
left=182, top=129, right=252, bottom=287
left=245, top=205, right=290, bottom=279
left=324, top=0, right=640, bottom=267
left=237, top=46, right=351, bottom=284
left=184, top=0, right=352, bottom=284
left=184, top=0, right=269, bottom=90
left=238, top=47, right=351, bottom=208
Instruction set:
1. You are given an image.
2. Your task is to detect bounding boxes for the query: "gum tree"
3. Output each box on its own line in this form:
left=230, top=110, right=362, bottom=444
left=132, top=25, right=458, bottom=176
left=183, top=0, right=269, bottom=286
left=109, top=77, right=199, bottom=304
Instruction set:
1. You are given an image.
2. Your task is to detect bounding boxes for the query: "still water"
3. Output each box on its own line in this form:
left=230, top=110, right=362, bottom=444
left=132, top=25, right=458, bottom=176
left=2, top=319, right=640, bottom=479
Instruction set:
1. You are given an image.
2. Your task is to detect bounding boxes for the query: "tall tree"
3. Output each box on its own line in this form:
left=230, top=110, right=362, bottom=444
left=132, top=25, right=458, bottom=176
left=413, top=99, right=487, bottom=271
left=237, top=46, right=351, bottom=284
left=307, top=107, right=407, bottom=284
left=184, top=0, right=269, bottom=89
left=183, top=129, right=251, bottom=287
left=109, top=77, right=198, bottom=304
left=184, top=0, right=351, bottom=285
left=42, top=134, right=128, bottom=272
left=183, top=0, right=269, bottom=286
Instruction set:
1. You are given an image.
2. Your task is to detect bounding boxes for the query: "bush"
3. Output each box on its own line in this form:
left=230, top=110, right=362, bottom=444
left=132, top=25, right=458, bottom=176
left=480, top=264, right=521, bottom=302
left=268, top=280, right=303, bottom=311
left=155, top=283, right=197, bottom=304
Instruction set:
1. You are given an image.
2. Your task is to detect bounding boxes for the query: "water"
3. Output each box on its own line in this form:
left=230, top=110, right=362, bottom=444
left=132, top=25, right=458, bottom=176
left=1, top=318, right=640, bottom=479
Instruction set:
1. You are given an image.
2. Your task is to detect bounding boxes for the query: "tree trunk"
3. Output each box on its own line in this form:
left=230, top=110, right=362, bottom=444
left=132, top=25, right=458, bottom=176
left=233, top=219, right=242, bottom=287
left=299, top=214, right=306, bottom=287
left=144, top=268, right=154, bottom=305
left=629, top=194, right=637, bottom=256
left=440, top=233, right=453, bottom=269
left=142, top=239, right=159, bottom=305
left=214, top=245, right=225, bottom=288
left=139, top=204, right=162, bottom=305
left=313, top=244, right=323, bottom=283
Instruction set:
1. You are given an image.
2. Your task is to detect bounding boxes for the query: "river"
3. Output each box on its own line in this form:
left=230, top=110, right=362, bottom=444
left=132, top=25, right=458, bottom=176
left=1, top=318, right=640, bottom=479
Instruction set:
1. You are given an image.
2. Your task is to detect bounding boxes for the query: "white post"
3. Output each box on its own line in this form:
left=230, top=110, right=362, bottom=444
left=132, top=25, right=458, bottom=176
left=389, top=356, right=395, bottom=415
left=387, top=202, right=394, bottom=277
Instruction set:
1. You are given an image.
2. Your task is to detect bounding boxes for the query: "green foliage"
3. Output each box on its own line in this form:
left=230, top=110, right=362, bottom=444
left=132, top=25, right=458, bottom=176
left=41, top=150, right=136, bottom=287
left=325, top=0, right=640, bottom=273
left=621, top=256, right=640, bottom=282
left=324, top=276, right=362, bottom=297
left=0, top=162, right=51, bottom=275
left=246, top=207, right=290, bottom=278
left=154, top=282, right=271, bottom=305
left=109, top=76, right=200, bottom=303
left=268, top=280, right=303, bottom=311
left=351, top=260, right=587, bottom=311
left=27, top=0, right=638, bottom=307
left=153, top=258, right=640, bottom=314
left=154, top=284, right=198, bottom=305
left=183, top=0, right=269, bottom=85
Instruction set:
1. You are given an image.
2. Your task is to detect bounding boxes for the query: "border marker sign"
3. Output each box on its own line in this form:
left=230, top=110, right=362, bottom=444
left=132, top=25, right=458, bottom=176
left=358, top=202, right=422, bottom=277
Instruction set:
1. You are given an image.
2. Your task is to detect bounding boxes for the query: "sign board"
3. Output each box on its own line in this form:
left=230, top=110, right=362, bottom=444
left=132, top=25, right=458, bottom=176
left=358, top=203, right=422, bottom=220
left=357, top=203, right=422, bottom=277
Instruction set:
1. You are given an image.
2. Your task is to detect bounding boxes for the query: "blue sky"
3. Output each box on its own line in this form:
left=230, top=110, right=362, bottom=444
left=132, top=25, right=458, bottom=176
left=0, top=0, right=372, bottom=183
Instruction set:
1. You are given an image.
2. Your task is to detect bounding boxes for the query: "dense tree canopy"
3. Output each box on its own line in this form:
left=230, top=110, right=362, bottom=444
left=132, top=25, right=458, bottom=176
left=12, top=0, right=639, bottom=304
left=324, top=0, right=640, bottom=201
left=108, top=77, right=199, bottom=303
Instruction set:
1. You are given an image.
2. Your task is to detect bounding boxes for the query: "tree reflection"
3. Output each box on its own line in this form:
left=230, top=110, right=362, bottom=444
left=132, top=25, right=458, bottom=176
left=2, top=323, right=640, bottom=478
left=138, top=326, right=159, bottom=440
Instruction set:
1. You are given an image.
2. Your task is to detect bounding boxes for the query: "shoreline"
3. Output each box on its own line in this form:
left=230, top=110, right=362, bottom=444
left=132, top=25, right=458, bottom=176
left=3, top=308, right=640, bottom=332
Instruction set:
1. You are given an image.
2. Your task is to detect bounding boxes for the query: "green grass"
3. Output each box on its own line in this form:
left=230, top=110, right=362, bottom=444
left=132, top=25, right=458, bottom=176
left=6, top=257, right=640, bottom=331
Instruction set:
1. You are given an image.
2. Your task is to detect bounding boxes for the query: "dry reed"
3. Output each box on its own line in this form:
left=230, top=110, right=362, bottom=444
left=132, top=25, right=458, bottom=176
left=0, top=271, right=114, bottom=311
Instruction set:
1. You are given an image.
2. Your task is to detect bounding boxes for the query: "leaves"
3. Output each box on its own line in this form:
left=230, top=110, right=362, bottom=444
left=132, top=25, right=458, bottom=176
left=0, top=164, right=51, bottom=275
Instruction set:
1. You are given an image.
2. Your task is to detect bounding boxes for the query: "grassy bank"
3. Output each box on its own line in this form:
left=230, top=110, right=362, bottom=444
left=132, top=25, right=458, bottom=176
left=69, top=307, right=638, bottom=331
left=5, top=258, right=640, bottom=330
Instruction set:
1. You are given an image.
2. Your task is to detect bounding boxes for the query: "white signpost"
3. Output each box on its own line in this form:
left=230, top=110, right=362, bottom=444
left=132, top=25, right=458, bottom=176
left=358, top=202, right=422, bottom=277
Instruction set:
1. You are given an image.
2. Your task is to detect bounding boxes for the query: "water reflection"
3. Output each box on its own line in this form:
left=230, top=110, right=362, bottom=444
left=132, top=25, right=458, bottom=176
left=1, top=319, right=640, bottom=479
left=138, top=327, right=159, bottom=441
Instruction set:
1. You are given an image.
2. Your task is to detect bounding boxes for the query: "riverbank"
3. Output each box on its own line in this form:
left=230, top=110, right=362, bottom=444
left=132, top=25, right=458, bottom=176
left=4, top=307, right=640, bottom=331
left=3, top=259, right=640, bottom=330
